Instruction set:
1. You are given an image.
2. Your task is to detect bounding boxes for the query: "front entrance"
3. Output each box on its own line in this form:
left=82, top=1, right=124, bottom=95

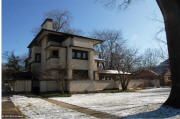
left=32, top=78, right=40, bottom=93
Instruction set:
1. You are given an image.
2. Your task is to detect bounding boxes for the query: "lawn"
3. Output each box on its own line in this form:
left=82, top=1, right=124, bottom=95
left=51, top=87, right=180, bottom=119
left=10, top=88, right=180, bottom=119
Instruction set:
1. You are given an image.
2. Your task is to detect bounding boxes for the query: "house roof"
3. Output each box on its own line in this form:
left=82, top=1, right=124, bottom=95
left=28, top=29, right=104, bottom=48
left=158, top=59, right=169, bottom=67
left=153, top=59, right=169, bottom=75
left=133, top=70, right=159, bottom=79
left=94, top=58, right=105, bottom=62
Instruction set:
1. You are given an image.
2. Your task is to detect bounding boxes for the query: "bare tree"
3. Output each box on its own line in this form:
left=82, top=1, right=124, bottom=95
left=113, top=47, right=140, bottom=91
left=154, top=28, right=168, bottom=60
left=32, top=9, right=83, bottom=36
left=44, top=9, right=72, bottom=32
left=97, top=0, right=180, bottom=108
left=91, top=29, right=126, bottom=69
left=140, top=48, right=161, bottom=70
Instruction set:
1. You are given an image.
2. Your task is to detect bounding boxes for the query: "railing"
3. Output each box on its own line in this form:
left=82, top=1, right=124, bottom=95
left=46, top=57, right=62, bottom=70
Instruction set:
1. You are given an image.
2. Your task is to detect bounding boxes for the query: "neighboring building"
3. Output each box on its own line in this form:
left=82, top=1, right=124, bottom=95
left=130, top=70, right=160, bottom=89
left=98, top=70, right=131, bottom=80
left=154, top=59, right=171, bottom=86
left=25, top=18, right=112, bottom=93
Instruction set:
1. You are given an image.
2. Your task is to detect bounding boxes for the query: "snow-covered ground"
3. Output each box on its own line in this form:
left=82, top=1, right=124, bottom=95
left=51, top=88, right=180, bottom=119
left=11, top=95, right=98, bottom=119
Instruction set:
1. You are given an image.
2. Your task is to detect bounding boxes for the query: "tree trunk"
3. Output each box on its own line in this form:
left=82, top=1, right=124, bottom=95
left=156, top=0, right=180, bottom=108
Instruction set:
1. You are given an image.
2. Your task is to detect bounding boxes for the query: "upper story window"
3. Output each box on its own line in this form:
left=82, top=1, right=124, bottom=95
left=35, top=53, right=41, bottom=63
left=72, top=49, right=88, bottom=60
left=72, top=51, right=76, bottom=59
left=52, top=50, right=59, bottom=58
left=77, top=51, right=81, bottom=59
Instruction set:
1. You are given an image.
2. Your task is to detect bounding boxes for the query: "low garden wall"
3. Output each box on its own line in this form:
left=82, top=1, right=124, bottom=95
left=68, top=80, right=117, bottom=93
left=14, top=80, right=31, bottom=92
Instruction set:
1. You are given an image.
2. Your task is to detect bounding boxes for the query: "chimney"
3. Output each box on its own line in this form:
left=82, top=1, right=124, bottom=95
left=41, top=18, right=53, bottom=30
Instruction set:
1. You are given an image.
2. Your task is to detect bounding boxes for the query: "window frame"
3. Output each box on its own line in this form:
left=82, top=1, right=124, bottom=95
left=72, top=49, right=88, bottom=60
left=35, top=53, right=41, bottom=63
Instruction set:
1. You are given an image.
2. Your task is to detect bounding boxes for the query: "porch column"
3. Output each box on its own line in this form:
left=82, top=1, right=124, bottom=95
left=67, top=47, right=72, bottom=80
left=88, top=50, right=94, bottom=80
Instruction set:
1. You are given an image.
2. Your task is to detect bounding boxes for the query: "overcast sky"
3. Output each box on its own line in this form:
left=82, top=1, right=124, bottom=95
left=2, top=0, right=166, bottom=61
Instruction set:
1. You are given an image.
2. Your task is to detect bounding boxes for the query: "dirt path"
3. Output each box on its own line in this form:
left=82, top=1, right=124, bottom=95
left=43, top=98, right=122, bottom=119
left=2, top=97, right=25, bottom=119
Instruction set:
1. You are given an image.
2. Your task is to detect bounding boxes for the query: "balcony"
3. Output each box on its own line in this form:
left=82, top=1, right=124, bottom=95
left=46, top=57, right=65, bottom=70
left=46, top=41, right=62, bottom=48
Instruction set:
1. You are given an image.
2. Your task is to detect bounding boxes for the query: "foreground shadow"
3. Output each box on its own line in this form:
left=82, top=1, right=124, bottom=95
left=123, top=106, right=180, bottom=119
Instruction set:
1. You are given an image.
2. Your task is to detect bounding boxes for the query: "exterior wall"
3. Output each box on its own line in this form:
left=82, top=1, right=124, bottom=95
left=72, top=59, right=89, bottom=70
left=31, top=46, right=41, bottom=61
left=14, top=80, right=31, bottom=92
left=31, top=63, right=41, bottom=73
left=88, top=50, right=94, bottom=80
left=46, top=47, right=66, bottom=70
left=41, top=37, right=47, bottom=72
left=69, top=80, right=116, bottom=93
left=72, top=37, right=93, bottom=48
left=40, top=80, right=60, bottom=92
left=163, top=70, right=171, bottom=85
left=30, top=46, right=42, bottom=73
left=29, top=34, right=99, bottom=81
left=127, top=79, right=160, bottom=89
left=93, top=61, right=98, bottom=71
left=62, top=38, right=72, bottom=46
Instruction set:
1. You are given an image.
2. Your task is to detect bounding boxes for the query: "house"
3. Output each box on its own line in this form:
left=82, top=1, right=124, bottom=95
left=130, top=70, right=160, bottom=89
left=154, top=59, right=171, bottom=86
left=23, top=18, right=121, bottom=93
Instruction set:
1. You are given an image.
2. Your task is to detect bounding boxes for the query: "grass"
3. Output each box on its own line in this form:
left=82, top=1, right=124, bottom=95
left=40, top=93, right=71, bottom=98
left=98, top=89, right=136, bottom=93
left=20, top=89, right=135, bottom=98
left=22, top=93, right=71, bottom=98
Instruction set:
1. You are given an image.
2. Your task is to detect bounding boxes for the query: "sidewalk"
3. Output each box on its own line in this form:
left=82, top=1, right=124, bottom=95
left=2, top=97, right=25, bottom=119
left=43, top=98, right=121, bottom=119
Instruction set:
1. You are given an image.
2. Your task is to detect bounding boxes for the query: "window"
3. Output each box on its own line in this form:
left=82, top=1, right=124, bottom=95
left=35, top=53, right=41, bottom=63
left=72, top=51, right=76, bottom=59
left=82, top=52, right=87, bottom=59
left=52, top=50, right=59, bottom=57
left=72, top=49, right=88, bottom=60
left=77, top=51, right=81, bottom=59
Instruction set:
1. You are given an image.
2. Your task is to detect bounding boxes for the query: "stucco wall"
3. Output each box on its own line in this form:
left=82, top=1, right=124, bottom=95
left=40, top=80, right=60, bottom=92
left=72, top=59, right=89, bottom=70
left=127, top=79, right=160, bottom=89
left=31, top=46, right=41, bottom=61
left=14, top=80, right=31, bottom=92
left=62, top=38, right=72, bottom=46
left=72, top=37, right=93, bottom=48
left=31, top=63, right=41, bottom=73
left=69, top=80, right=116, bottom=93
left=41, top=37, right=47, bottom=72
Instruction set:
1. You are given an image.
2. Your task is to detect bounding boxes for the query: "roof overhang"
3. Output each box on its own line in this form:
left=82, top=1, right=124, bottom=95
left=28, top=29, right=104, bottom=48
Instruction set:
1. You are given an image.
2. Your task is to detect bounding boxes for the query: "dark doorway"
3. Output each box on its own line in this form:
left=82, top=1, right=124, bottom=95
left=32, top=78, right=40, bottom=94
